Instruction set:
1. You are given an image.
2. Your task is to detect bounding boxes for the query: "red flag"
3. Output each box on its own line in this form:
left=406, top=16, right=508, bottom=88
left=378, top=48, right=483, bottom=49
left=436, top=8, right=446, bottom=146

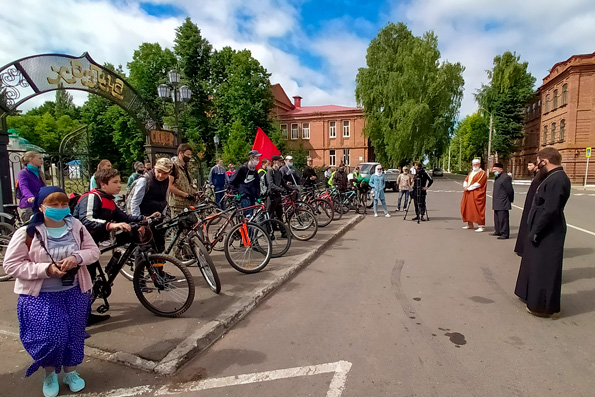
left=252, top=127, right=280, bottom=169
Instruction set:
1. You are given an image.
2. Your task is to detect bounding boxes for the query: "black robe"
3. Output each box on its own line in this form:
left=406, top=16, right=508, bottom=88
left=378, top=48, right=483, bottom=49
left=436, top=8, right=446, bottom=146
left=514, top=172, right=545, bottom=256
left=514, top=167, right=571, bottom=315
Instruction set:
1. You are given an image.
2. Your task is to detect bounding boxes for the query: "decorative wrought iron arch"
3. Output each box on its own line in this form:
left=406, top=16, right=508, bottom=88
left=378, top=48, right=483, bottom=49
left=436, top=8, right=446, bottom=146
left=0, top=52, right=177, bottom=206
left=0, top=52, right=161, bottom=134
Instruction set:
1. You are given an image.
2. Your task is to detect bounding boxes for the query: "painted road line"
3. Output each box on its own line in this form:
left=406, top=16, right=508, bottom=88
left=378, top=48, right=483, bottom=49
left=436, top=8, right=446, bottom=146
left=64, top=361, right=353, bottom=397
left=452, top=179, right=595, bottom=237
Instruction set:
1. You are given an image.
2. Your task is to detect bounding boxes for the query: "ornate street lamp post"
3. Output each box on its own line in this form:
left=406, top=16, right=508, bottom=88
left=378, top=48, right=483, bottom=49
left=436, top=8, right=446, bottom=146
left=214, top=135, right=220, bottom=160
left=157, top=69, right=191, bottom=146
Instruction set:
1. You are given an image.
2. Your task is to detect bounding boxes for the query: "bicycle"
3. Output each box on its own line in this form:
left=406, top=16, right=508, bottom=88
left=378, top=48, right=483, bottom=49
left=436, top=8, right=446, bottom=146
left=0, top=203, right=27, bottom=237
left=158, top=205, right=222, bottom=294
left=301, top=187, right=334, bottom=227
left=195, top=205, right=273, bottom=274
left=248, top=204, right=292, bottom=258
left=281, top=193, right=318, bottom=241
left=93, top=218, right=195, bottom=317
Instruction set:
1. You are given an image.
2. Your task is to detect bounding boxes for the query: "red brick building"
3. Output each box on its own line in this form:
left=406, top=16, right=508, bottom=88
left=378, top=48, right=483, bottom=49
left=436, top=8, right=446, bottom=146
left=271, top=84, right=371, bottom=168
left=510, top=52, right=595, bottom=184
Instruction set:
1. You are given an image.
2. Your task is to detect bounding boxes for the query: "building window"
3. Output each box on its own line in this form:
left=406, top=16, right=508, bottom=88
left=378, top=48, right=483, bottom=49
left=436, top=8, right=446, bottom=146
left=329, top=121, right=336, bottom=138
left=302, top=123, right=310, bottom=139
left=543, top=126, right=548, bottom=145
left=545, top=95, right=550, bottom=112
left=343, top=149, right=350, bottom=166
left=291, top=123, right=299, bottom=140
left=551, top=122, right=556, bottom=143
left=562, top=84, right=568, bottom=105
left=553, top=89, right=558, bottom=108
left=280, top=124, right=288, bottom=139
left=343, top=120, right=350, bottom=137
left=560, top=119, right=565, bottom=141
left=329, top=150, right=336, bottom=166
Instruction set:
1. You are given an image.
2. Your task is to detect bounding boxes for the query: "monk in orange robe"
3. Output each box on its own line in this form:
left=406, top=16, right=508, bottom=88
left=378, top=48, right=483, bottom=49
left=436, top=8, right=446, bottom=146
left=461, top=159, right=488, bottom=232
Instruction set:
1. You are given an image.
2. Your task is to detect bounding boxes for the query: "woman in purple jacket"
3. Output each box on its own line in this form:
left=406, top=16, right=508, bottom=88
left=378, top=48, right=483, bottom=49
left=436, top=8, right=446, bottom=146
left=17, top=151, right=46, bottom=222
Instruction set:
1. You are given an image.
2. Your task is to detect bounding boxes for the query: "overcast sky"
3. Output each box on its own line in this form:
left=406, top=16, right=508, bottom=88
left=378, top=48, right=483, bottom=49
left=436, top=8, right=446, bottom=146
left=2, top=0, right=594, bottom=118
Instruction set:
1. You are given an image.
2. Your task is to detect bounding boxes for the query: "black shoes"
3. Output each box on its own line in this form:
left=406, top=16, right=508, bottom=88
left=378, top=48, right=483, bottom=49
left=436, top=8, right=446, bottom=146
left=489, top=233, right=500, bottom=236
left=411, top=216, right=420, bottom=221
left=87, top=313, right=111, bottom=327
left=497, top=236, right=509, bottom=240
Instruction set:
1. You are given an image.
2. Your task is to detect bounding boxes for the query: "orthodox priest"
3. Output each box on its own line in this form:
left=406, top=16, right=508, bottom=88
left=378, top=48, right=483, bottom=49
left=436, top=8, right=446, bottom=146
left=460, top=159, right=488, bottom=232
left=514, top=147, right=571, bottom=318
left=514, top=160, right=545, bottom=256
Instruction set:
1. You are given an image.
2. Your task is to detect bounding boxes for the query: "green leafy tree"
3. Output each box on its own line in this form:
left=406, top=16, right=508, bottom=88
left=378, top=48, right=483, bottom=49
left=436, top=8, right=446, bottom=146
left=6, top=114, right=42, bottom=145
left=210, top=47, right=274, bottom=160
left=451, top=113, right=490, bottom=169
left=475, top=51, right=536, bottom=158
left=223, top=119, right=251, bottom=166
left=355, top=22, right=465, bottom=166
left=174, top=18, right=213, bottom=151
left=54, top=87, right=77, bottom=119
left=127, top=42, right=177, bottom=125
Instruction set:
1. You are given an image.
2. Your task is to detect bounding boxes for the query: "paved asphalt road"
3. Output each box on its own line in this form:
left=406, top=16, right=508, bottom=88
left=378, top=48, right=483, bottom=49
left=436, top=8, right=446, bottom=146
left=2, top=174, right=595, bottom=396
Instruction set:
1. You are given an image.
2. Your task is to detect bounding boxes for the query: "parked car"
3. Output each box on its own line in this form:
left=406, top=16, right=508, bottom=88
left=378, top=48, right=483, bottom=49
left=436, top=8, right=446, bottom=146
left=432, top=167, right=444, bottom=177
left=348, top=163, right=399, bottom=191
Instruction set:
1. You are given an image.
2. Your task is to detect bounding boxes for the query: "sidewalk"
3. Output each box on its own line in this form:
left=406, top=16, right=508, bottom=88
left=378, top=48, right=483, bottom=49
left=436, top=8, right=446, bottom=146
left=0, top=213, right=363, bottom=376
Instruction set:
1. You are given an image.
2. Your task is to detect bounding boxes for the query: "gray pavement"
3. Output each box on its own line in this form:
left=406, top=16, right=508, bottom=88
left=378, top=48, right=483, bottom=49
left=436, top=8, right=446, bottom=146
left=2, top=174, right=595, bottom=396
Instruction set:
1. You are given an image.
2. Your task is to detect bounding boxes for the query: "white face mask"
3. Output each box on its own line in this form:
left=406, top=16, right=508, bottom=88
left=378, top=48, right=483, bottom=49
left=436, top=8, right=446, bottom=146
left=287, top=162, right=293, bottom=168
left=472, top=166, right=480, bottom=171
left=250, top=159, right=259, bottom=167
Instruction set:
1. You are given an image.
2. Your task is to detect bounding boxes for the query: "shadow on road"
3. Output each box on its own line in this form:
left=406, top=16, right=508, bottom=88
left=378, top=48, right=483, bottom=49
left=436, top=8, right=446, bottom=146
left=563, top=265, right=595, bottom=284
left=563, top=247, right=595, bottom=259
left=561, top=288, right=595, bottom=317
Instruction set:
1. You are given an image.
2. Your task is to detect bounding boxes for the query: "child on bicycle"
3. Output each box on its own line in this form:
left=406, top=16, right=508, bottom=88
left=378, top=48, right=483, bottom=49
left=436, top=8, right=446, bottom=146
left=73, top=168, right=147, bottom=326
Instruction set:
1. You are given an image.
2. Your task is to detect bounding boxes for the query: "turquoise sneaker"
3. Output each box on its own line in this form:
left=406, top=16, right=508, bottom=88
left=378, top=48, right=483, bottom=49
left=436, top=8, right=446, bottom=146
left=63, top=370, right=85, bottom=393
left=43, top=372, right=59, bottom=397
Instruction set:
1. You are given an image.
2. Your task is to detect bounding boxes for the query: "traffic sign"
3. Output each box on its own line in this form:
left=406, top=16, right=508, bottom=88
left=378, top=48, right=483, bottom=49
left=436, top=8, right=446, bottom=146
left=587, top=147, right=592, bottom=158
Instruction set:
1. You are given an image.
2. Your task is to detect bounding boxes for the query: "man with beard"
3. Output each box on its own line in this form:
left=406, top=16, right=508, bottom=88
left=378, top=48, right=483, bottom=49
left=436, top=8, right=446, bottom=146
left=460, top=158, right=487, bottom=231
left=514, top=147, right=571, bottom=318
left=280, top=155, right=301, bottom=189
left=514, top=159, right=544, bottom=256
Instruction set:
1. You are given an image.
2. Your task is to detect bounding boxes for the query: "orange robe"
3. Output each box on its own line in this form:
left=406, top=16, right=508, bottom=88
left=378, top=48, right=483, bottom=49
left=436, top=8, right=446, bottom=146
left=460, top=170, right=487, bottom=225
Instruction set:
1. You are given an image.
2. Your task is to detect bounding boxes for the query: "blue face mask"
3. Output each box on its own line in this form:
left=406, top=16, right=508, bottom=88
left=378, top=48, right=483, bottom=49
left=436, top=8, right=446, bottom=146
left=494, top=171, right=500, bottom=177
left=43, top=206, right=70, bottom=222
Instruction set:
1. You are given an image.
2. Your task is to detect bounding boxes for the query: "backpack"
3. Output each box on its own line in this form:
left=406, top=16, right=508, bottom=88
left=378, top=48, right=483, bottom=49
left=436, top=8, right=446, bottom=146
left=258, top=169, right=268, bottom=197
left=125, top=176, right=151, bottom=213
left=68, top=190, right=101, bottom=215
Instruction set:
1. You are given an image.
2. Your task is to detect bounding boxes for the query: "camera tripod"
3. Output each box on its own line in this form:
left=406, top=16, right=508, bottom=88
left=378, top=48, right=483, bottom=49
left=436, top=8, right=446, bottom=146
left=403, top=184, right=430, bottom=223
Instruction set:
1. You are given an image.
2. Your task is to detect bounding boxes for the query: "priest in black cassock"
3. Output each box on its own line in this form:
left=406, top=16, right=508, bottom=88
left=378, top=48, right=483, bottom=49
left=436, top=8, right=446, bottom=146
left=514, top=147, right=571, bottom=317
left=514, top=159, right=545, bottom=256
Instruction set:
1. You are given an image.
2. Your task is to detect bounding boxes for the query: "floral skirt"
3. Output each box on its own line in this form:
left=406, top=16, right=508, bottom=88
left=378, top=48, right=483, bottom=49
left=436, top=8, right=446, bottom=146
left=17, top=287, right=91, bottom=377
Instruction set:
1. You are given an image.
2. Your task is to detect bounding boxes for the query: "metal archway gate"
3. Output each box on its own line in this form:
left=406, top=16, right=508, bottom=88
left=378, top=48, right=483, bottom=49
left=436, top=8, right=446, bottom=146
left=0, top=52, right=178, bottom=206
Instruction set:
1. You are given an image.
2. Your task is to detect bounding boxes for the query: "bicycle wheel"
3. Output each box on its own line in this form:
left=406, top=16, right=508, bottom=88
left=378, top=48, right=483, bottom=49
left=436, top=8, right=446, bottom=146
left=0, top=236, right=12, bottom=282
left=224, top=222, right=272, bottom=274
left=259, top=218, right=291, bottom=258
left=189, top=235, right=221, bottom=294
left=119, top=255, right=135, bottom=281
left=288, top=208, right=318, bottom=241
left=133, top=253, right=195, bottom=317
left=312, top=199, right=333, bottom=227
left=0, top=222, right=14, bottom=238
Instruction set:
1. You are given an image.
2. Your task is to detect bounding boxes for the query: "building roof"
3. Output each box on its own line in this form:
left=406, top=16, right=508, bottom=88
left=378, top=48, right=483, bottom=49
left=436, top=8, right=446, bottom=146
left=272, top=83, right=362, bottom=117
left=543, top=51, right=595, bottom=84
left=284, top=104, right=360, bottom=116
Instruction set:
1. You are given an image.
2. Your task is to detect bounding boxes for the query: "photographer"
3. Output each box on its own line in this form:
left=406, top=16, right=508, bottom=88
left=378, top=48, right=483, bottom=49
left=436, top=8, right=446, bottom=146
left=411, top=162, right=433, bottom=221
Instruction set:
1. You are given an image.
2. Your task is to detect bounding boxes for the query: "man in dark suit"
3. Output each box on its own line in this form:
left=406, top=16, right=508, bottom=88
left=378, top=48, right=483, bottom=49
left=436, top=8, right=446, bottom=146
left=490, top=162, right=514, bottom=239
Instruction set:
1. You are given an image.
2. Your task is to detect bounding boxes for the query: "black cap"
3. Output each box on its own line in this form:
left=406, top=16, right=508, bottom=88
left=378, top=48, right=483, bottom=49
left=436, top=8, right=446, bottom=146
left=271, top=155, right=282, bottom=161
left=493, top=162, right=504, bottom=168
left=248, top=150, right=262, bottom=157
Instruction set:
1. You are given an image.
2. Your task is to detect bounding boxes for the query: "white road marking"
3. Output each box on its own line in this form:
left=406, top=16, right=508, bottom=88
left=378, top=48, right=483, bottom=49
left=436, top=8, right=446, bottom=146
left=63, top=361, right=353, bottom=397
left=451, top=179, right=595, bottom=237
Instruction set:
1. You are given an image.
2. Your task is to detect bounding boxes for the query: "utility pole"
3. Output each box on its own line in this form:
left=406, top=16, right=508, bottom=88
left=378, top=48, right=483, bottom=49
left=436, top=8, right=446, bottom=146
left=487, top=113, right=493, bottom=174
left=448, top=145, right=451, bottom=173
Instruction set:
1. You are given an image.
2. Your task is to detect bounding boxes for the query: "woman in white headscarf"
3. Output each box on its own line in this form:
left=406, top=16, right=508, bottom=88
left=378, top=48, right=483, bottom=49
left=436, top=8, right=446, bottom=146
left=368, top=165, right=391, bottom=218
